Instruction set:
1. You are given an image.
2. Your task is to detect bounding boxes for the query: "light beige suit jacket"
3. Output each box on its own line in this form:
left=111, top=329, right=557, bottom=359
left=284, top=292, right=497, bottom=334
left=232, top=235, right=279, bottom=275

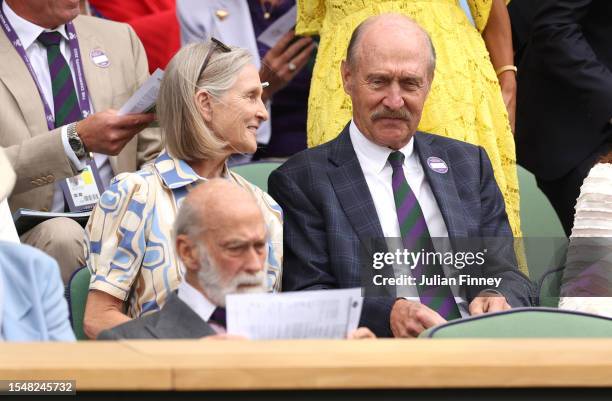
left=0, top=15, right=162, bottom=212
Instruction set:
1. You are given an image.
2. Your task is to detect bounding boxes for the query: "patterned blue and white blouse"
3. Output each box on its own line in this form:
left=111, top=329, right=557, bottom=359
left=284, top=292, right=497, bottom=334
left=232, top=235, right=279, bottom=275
left=85, top=149, right=283, bottom=318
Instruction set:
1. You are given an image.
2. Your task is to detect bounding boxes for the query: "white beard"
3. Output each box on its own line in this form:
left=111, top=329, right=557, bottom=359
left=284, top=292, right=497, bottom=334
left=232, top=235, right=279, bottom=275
left=196, top=244, right=267, bottom=307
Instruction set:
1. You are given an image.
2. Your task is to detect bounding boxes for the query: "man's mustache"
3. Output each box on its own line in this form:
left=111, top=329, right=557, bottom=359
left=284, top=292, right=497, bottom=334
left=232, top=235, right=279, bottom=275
left=371, top=107, right=412, bottom=121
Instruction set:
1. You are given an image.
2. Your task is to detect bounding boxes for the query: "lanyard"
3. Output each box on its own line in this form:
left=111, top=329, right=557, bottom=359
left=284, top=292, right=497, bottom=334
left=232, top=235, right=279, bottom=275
left=0, top=4, right=92, bottom=130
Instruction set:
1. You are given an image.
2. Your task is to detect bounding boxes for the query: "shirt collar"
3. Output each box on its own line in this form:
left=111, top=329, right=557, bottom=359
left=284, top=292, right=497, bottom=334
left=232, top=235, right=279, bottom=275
left=177, top=279, right=217, bottom=322
left=349, top=119, right=415, bottom=174
left=153, top=149, right=230, bottom=190
left=3, top=1, right=69, bottom=51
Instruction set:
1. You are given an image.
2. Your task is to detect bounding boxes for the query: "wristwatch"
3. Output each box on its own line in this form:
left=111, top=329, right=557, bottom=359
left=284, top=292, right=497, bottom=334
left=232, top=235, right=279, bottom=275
left=66, top=122, right=86, bottom=158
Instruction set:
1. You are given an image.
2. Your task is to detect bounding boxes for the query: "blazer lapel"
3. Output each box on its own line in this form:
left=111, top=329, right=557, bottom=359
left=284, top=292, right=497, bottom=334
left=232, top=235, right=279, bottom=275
left=414, top=132, right=468, bottom=237
left=145, top=293, right=215, bottom=339
left=327, top=126, right=396, bottom=296
left=0, top=31, right=51, bottom=136
left=73, top=17, right=111, bottom=119
left=327, top=126, right=386, bottom=255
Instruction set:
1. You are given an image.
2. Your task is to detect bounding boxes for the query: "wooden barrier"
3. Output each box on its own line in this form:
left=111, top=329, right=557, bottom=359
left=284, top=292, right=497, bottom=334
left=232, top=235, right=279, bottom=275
left=1, top=339, right=612, bottom=393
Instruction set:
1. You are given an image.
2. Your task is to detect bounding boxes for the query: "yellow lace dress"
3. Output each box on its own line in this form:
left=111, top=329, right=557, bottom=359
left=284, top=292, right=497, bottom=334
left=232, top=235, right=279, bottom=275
left=297, top=0, right=522, bottom=238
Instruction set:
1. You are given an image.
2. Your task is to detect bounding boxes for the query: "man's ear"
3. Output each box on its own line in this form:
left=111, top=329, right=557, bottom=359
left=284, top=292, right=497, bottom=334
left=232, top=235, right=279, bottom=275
left=176, top=234, right=199, bottom=273
left=340, top=60, right=353, bottom=96
left=426, top=70, right=435, bottom=94
left=195, top=90, right=213, bottom=123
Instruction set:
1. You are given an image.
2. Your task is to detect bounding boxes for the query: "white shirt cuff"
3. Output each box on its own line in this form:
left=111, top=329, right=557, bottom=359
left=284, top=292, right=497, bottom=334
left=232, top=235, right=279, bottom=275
left=61, top=124, right=86, bottom=171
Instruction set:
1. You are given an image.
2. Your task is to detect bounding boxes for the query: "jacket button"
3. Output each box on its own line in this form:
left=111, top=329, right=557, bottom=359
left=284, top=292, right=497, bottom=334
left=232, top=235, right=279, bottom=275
left=46, top=175, right=55, bottom=182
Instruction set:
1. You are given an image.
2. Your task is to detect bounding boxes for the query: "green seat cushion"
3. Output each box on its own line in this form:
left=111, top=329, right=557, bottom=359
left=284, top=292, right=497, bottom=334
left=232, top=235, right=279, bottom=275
left=68, top=266, right=92, bottom=340
left=420, top=308, right=612, bottom=338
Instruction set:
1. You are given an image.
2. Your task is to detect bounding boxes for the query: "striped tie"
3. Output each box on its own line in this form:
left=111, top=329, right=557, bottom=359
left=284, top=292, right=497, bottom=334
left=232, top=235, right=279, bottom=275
left=38, top=31, right=82, bottom=128
left=388, top=151, right=461, bottom=320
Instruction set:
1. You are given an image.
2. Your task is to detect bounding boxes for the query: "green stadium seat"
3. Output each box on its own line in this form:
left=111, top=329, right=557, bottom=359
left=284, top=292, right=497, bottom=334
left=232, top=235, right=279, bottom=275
left=66, top=266, right=91, bottom=340
left=518, top=165, right=565, bottom=237
left=231, top=161, right=282, bottom=193
left=517, top=165, right=567, bottom=285
left=420, top=308, right=612, bottom=338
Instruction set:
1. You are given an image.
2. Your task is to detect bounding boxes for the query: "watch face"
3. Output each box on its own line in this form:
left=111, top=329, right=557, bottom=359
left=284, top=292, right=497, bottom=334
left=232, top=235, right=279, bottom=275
left=69, top=134, right=83, bottom=154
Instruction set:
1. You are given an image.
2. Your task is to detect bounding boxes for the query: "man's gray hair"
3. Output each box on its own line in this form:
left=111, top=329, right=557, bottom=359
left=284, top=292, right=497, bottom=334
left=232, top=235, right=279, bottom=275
left=158, top=41, right=253, bottom=162
left=173, top=193, right=206, bottom=243
left=345, top=13, right=437, bottom=77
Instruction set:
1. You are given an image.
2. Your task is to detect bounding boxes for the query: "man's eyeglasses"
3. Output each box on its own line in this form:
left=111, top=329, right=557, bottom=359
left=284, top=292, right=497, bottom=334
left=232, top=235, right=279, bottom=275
left=197, top=37, right=231, bottom=80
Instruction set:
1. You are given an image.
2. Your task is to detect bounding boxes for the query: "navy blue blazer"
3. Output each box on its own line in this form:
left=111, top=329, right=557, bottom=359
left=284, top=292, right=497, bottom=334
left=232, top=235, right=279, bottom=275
left=268, top=126, right=533, bottom=337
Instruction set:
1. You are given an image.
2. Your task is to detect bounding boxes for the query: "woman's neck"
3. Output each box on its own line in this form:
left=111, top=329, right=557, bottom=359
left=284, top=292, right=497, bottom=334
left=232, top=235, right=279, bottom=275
left=187, top=157, right=226, bottom=179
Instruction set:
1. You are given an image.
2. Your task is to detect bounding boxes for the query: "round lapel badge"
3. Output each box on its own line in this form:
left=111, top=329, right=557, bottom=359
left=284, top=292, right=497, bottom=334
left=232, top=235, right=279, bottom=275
left=90, top=48, right=110, bottom=68
left=427, top=156, right=448, bottom=174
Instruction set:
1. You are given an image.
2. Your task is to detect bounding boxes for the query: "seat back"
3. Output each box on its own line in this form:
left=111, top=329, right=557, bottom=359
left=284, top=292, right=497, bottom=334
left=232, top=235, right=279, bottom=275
left=420, top=308, right=612, bottom=338
left=518, top=165, right=565, bottom=237
left=66, top=266, right=91, bottom=340
left=517, top=165, right=566, bottom=284
left=537, top=266, right=565, bottom=307
left=230, top=161, right=282, bottom=193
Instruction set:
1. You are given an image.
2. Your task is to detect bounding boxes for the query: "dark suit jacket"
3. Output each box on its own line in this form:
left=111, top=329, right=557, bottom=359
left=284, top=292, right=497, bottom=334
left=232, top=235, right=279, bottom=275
left=508, top=0, right=535, bottom=65
left=515, top=0, right=612, bottom=180
left=268, top=126, right=533, bottom=337
left=98, top=293, right=215, bottom=340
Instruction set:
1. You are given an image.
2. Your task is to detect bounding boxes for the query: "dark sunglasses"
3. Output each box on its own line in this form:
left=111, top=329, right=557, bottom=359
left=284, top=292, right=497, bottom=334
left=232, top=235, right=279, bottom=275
left=197, top=37, right=232, bottom=80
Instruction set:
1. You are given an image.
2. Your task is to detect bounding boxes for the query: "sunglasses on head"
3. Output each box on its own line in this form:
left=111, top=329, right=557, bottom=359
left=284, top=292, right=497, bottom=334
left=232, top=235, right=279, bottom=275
left=197, top=37, right=232, bottom=79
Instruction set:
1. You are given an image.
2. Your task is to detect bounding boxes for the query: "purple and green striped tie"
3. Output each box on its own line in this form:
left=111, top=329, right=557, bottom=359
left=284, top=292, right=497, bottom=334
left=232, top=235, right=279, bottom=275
left=388, top=151, right=461, bottom=320
left=38, top=31, right=82, bottom=128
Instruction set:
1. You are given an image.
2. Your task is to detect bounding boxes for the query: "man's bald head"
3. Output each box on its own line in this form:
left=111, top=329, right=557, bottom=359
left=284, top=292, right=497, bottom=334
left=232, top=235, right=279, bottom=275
left=346, top=13, right=436, bottom=77
left=175, top=178, right=264, bottom=240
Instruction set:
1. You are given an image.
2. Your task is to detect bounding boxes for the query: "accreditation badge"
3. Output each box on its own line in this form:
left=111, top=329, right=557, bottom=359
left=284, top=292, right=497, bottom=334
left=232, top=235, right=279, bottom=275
left=60, top=159, right=105, bottom=212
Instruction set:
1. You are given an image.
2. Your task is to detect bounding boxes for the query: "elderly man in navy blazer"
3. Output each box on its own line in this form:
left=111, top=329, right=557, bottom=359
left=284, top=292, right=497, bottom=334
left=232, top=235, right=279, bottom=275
left=268, top=14, right=533, bottom=338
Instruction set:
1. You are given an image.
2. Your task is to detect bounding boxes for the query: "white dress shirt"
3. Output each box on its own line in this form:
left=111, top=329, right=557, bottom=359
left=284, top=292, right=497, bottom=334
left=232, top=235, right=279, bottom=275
left=177, top=280, right=226, bottom=334
left=349, top=120, right=469, bottom=315
left=3, top=2, right=112, bottom=212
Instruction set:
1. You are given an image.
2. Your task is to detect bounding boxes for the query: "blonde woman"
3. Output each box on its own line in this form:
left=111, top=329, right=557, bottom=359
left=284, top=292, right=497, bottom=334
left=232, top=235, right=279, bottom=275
left=83, top=40, right=283, bottom=339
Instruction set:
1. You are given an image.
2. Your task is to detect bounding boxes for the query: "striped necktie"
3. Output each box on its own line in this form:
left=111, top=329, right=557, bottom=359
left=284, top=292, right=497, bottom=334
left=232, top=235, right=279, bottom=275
left=37, top=31, right=82, bottom=128
left=388, top=151, right=461, bottom=320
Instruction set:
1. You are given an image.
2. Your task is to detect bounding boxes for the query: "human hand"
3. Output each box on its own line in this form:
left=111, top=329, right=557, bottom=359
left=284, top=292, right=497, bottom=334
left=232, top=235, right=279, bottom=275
left=76, top=109, right=155, bottom=155
left=498, top=72, right=516, bottom=134
left=469, top=291, right=511, bottom=316
left=390, top=299, right=446, bottom=338
left=347, top=327, right=376, bottom=339
left=260, top=30, right=315, bottom=101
